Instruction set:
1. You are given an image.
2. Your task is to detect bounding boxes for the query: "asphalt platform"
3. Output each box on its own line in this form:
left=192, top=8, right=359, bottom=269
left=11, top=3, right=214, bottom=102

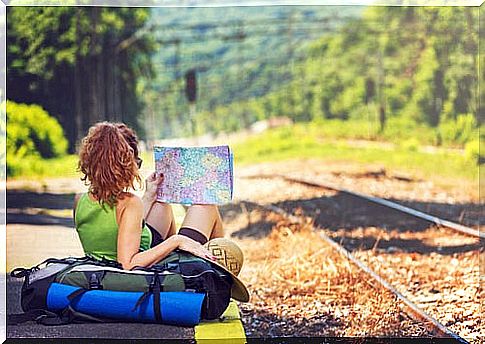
left=6, top=275, right=194, bottom=339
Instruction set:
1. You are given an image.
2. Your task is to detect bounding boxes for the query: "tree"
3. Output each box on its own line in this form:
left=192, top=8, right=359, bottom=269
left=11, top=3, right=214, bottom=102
left=7, top=7, right=156, bottom=151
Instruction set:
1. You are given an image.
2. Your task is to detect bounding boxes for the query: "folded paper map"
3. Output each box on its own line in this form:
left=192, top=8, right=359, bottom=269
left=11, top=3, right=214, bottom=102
left=154, top=145, right=234, bottom=205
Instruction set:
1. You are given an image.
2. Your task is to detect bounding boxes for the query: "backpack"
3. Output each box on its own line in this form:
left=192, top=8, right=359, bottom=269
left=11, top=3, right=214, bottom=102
left=8, top=250, right=233, bottom=326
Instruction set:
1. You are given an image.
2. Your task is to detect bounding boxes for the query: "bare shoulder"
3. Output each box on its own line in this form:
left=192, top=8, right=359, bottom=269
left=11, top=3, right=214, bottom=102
left=116, top=192, right=143, bottom=225
left=118, top=192, right=143, bottom=209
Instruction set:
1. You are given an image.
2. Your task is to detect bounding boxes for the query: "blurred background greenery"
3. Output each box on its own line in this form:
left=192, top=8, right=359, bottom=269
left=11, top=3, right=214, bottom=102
left=5, top=5, right=483, bottom=181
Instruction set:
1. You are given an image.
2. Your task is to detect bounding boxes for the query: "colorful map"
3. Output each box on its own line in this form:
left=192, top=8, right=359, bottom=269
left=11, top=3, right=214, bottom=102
left=154, top=146, right=233, bottom=205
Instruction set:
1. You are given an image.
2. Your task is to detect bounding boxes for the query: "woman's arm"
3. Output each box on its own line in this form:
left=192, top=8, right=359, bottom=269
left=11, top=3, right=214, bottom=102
left=142, top=172, right=162, bottom=219
left=117, top=195, right=214, bottom=270
left=142, top=195, right=155, bottom=220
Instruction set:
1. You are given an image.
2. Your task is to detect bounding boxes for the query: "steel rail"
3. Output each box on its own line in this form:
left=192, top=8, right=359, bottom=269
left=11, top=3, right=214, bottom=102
left=258, top=202, right=469, bottom=343
left=242, top=174, right=483, bottom=239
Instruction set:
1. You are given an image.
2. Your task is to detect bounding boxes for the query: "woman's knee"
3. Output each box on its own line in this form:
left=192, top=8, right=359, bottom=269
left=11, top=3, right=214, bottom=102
left=189, top=204, right=217, bottom=210
left=187, top=204, right=218, bottom=215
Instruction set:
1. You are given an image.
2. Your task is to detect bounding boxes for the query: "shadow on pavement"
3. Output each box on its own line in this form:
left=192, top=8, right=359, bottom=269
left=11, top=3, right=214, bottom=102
left=7, top=190, right=75, bottom=226
left=7, top=191, right=75, bottom=210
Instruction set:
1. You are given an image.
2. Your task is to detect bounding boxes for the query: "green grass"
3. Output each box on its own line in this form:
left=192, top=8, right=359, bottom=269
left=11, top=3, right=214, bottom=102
left=305, top=117, right=480, bottom=148
left=7, top=122, right=480, bottom=184
left=7, top=151, right=157, bottom=180
left=7, top=155, right=80, bottom=180
left=232, top=123, right=479, bottom=182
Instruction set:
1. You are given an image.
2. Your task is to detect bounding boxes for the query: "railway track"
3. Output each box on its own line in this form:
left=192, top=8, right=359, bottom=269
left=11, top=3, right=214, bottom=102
left=235, top=174, right=482, bottom=342
left=262, top=202, right=469, bottom=343
left=241, top=173, right=483, bottom=239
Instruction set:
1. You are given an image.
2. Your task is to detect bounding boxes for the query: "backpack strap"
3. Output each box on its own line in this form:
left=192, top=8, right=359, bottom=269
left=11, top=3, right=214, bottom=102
left=10, top=267, right=37, bottom=279
left=39, top=305, right=107, bottom=325
left=67, top=287, right=89, bottom=302
left=12, top=278, right=102, bottom=325
left=151, top=272, right=162, bottom=323
left=7, top=306, right=106, bottom=326
left=39, top=281, right=107, bottom=325
left=97, top=257, right=123, bottom=269
left=41, top=256, right=91, bottom=266
left=37, top=306, right=78, bottom=325
left=64, top=271, right=103, bottom=304
left=7, top=309, right=59, bottom=325
left=10, top=256, right=93, bottom=279
left=131, top=291, right=150, bottom=312
left=131, top=272, right=162, bottom=323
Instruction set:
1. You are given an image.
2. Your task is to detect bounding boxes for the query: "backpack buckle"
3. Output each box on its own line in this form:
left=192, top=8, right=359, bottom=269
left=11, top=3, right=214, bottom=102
left=88, top=273, right=103, bottom=290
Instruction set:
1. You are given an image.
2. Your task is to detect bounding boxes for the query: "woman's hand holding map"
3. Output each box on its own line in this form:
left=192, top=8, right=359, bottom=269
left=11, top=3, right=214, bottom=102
left=144, top=172, right=164, bottom=201
left=142, top=171, right=164, bottom=218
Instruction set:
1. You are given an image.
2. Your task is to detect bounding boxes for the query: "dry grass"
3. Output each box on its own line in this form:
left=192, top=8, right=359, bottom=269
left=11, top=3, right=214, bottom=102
left=355, top=247, right=484, bottom=342
left=237, top=213, right=431, bottom=337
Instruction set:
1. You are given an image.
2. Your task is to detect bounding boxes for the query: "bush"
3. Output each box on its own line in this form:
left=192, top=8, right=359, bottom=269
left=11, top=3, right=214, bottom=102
left=464, top=139, right=483, bottom=165
left=381, top=117, right=436, bottom=146
left=7, top=101, right=68, bottom=176
left=438, top=114, right=477, bottom=146
left=400, top=137, right=420, bottom=152
left=7, top=154, right=79, bottom=179
left=7, top=101, right=68, bottom=159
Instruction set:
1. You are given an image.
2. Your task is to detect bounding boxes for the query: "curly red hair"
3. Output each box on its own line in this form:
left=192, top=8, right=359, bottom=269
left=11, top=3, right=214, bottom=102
left=78, top=122, right=142, bottom=207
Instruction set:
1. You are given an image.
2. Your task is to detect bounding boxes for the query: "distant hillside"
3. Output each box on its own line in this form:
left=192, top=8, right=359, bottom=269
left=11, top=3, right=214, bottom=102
left=198, top=7, right=481, bottom=147
left=142, top=6, right=362, bottom=138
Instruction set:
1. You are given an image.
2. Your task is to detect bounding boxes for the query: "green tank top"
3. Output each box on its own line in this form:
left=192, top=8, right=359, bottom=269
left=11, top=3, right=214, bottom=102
left=74, top=193, right=152, bottom=261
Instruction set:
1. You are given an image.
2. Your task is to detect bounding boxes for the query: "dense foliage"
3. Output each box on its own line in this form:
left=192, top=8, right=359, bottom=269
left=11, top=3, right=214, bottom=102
left=6, top=6, right=482, bottom=153
left=145, top=6, right=361, bottom=138
left=6, top=101, right=68, bottom=176
left=7, top=7, right=156, bottom=150
left=145, top=7, right=481, bottom=148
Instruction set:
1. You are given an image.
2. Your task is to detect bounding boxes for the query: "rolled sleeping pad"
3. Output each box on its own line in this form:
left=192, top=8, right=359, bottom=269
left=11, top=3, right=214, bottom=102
left=46, top=283, right=205, bottom=326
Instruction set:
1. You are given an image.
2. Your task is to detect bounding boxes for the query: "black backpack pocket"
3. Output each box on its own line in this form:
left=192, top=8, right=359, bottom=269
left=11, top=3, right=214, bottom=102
left=200, top=270, right=232, bottom=320
left=11, top=263, right=70, bottom=312
left=180, top=260, right=233, bottom=320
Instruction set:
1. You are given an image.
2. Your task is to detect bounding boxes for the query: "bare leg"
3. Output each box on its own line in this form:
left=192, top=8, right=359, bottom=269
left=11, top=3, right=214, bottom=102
left=181, top=205, right=225, bottom=241
left=210, top=206, right=224, bottom=239
left=145, top=202, right=177, bottom=240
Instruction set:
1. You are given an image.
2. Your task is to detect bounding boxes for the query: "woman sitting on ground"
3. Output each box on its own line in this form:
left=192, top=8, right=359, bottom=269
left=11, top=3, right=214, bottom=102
left=73, top=122, right=222, bottom=269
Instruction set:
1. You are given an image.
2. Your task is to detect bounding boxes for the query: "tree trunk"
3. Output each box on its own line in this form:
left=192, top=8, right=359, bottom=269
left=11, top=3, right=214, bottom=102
left=106, top=36, right=115, bottom=121
left=113, top=47, right=122, bottom=122
left=97, top=26, right=105, bottom=122
left=89, top=7, right=100, bottom=126
left=74, top=8, right=83, bottom=144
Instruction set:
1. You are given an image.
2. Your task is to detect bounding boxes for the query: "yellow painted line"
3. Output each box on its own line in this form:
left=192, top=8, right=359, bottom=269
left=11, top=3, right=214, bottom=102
left=195, top=300, right=246, bottom=344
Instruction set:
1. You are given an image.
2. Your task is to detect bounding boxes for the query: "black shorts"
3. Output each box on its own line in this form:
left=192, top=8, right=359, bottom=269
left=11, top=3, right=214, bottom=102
left=145, top=222, right=208, bottom=248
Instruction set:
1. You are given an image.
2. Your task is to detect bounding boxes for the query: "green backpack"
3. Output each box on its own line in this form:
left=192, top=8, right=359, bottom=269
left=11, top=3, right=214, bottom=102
left=10, top=250, right=233, bottom=324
